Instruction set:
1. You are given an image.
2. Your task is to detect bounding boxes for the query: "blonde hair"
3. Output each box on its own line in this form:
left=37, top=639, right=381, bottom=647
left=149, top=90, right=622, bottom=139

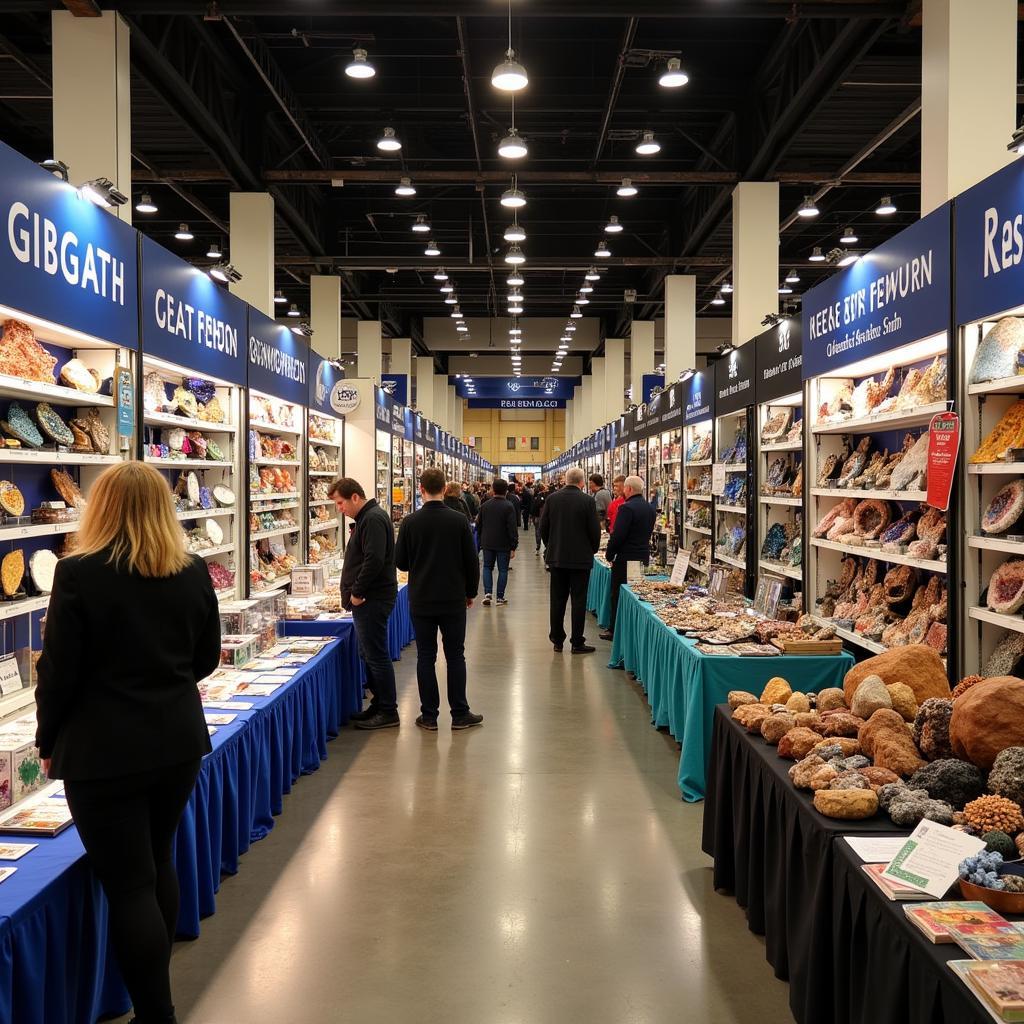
left=444, top=482, right=462, bottom=498
left=73, top=461, right=192, bottom=578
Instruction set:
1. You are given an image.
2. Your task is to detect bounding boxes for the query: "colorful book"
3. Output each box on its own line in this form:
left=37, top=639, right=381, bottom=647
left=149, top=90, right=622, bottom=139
left=862, top=863, right=934, bottom=901
left=950, top=960, right=1024, bottom=1022
left=904, top=902, right=1010, bottom=943
left=0, top=842, right=35, bottom=860
left=949, top=924, right=1024, bottom=961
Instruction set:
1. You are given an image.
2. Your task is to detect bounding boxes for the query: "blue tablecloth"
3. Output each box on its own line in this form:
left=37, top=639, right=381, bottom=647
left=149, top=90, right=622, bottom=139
left=585, top=557, right=613, bottom=630
left=0, top=630, right=361, bottom=1024
left=610, top=585, right=854, bottom=803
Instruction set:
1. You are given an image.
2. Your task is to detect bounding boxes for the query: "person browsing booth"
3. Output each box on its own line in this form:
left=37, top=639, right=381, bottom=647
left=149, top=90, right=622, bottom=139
left=600, top=474, right=656, bottom=643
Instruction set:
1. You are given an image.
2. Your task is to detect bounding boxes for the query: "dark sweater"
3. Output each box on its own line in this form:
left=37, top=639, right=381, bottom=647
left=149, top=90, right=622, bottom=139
left=395, top=501, right=479, bottom=614
left=476, top=495, right=518, bottom=551
left=340, top=498, right=398, bottom=609
left=606, top=493, right=657, bottom=563
left=444, top=495, right=471, bottom=520
left=540, top=485, right=600, bottom=569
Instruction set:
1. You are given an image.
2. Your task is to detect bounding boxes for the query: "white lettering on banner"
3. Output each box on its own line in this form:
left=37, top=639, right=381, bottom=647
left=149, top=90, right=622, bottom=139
left=762, top=353, right=802, bottom=381
left=7, top=201, right=126, bottom=306
left=153, top=288, right=238, bottom=356
left=984, top=206, right=1024, bottom=277
left=248, top=336, right=306, bottom=384
left=496, top=399, right=558, bottom=408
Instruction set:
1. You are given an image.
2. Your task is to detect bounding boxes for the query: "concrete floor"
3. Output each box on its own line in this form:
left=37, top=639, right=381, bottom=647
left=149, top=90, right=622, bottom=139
left=151, top=546, right=793, bottom=1024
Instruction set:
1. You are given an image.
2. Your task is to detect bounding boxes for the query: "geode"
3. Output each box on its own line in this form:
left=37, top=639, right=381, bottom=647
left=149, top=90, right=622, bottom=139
left=912, top=698, right=954, bottom=760
left=983, top=480, right=1024, bottom=535
left=969, top=316, right=1024, bottom=383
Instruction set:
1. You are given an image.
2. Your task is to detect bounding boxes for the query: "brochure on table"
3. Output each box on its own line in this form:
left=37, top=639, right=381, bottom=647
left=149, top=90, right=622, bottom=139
left=754, top=318, right=805, bottom=592
left=713, top=344, right=756, bottom=595
left=801, top=204, right=952, bottom=671
left=246, top=308, right=308, bottom=595
left=306, top=351, right=345, bottom=560
left=682, top=369, right=715, bottom=580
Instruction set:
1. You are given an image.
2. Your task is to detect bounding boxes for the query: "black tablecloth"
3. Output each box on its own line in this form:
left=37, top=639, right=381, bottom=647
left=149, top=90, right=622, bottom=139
left=831, top=838, right=993, bottom=1024
left=701, top=705, right=905, bottom=1024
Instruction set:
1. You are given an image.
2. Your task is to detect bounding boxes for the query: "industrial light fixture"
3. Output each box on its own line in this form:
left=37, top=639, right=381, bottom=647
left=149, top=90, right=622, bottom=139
left=434, top=267, right=448, bottom=281
left=681, top=368, right=695, bottom=381
left=450, top=306, right=462, bottom=318
left=508, top=302, right=524, bottom=314
left=500, top=187, right=527, bottom=209
left=456, top=323, right=469, bottom=332
left=174, top=223, right=194, bottom=241
left=444, top=293, right=458, bottom=303
left=809, top=246, right=826, bottom=262
left=395, top=176, right=416, bottom=197
left=440, top=282, right=454, bottom=293
left=839, top=226, right=858, bottom=244
left=604, top=215, right=624, bottom=234
left=506, top=290, right=523, bottom=303
left=412, top=214, right=431, bottom=233
left=209, top=262, right=242, bottom=284
left=585, top=267, right=601, bottom=281
left=579, top=282, right=593, bottom=294
left=761, top=312, right=785, bottom=328
left=560, top=334, right=571, bottom=342
left=345, top=48, right=376, bottom=79
left=566, top=322, right=577, bottom=332
left=1008, top=122, right=1024, bottom=155
left=876, top=195, right=897, bottom=215
left=778, top=281, right=793, bottom=295
left=38, top=158, right=69, bottom=181
left=594, top=239, right=611, bottom=258
left=785, top=268, right=800, bottom=284
left=290, top=320, right=314, bottom=337
left=492, top=48, right=528, bottom=91
left=570, top=305, right=583, bottom=319
left=425, top=239, right=441, bottom=256
left=576, top=295, right=590, bottom=306
left=80, top=177, right=128, bottom=209
left=717, top=342, right=735, bottom=356
left=720, top=279, right=733, bottom=294
left=206, top=242, right=222, bottom=260
left=837, top=250, right=861, bottom=267
left=377, top=127, right=402, bottom=152
left=504, top=222, right=526, bottom=243
left=509, top=326, right=522, bottom=336
left=635, top=131, right=661, bottom=156
left=135, top=193, right=158, bottom=214
left=274, top=290, right=287, bottom=305
left=710, top=292, right=726, bottom=306
left=797, top=195, right=819, bottom=218
left=286, top=303, right=301, bottom=317
left=498, top=127, right=528, bottom=160
left=659, top=57, right=689, bottom=88
left=506, top=271, right=525, bottom=287
left=504, top=244, right=526, bottom=265
left=617, top=178, right=638, bottom=198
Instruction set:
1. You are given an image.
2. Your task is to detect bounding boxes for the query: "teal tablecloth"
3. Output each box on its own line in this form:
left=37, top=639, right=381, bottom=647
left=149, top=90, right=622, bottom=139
left=610, top=585, right=854, bottom=802
left=586, top=556, right=613, bottom=629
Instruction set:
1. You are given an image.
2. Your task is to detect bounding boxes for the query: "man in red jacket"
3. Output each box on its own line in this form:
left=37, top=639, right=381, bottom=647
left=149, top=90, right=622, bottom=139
left=605, top=475, right=627, bottom=532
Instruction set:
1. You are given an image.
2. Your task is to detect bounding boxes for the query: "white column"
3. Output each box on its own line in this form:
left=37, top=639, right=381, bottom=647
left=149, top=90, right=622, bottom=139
left=921, top=0, right=1017, bottom=215
left=447, top=385, right=458, bottom=436
left=228, top=193, right=275, bottom=315
left=433, top=376, right=448, bottom=429
left=630, top=321, right=656, bottom=404
left=357, top=321, right=383, bottom=382
left=604, top=338, right=625, bottom=424
left=52, top=11, right=132, bottom=225
left=580, top=378, right=593, bottom=443
left=415, top=356, right=435, bottom=418
left=590, top=358, right=605, bottom=434
left=565, top=400, right=574, bottom=448
left=572, top=386, right=583, bottom=444
left=456, top=400, right=464, bottom=440
left=310, top=276, right=341, bottom=359
left=731, top=183, right=779, bottom=346
left=390, top=338, right=412, bottom=379
left=664, top=277, right=697, bottom=380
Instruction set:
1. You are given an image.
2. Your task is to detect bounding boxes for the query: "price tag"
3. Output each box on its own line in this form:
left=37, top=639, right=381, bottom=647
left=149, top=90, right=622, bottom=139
left=926, top=412, right=959, bottom=512
left=711, top=463, right=726, bottom=496
left=670, top=550, right=691, bottom=586
left=753, top=577, right=769, bottom=614
left=290, top=568, right=316, bottom=597
left=116, top=366, right=134, bottom=439
left=0, top=655, right=22, bottom=696
left=709, top=566, right=728, bottom=598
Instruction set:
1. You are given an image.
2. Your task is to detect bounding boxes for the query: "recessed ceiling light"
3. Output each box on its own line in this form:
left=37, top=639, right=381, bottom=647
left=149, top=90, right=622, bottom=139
left=594, top=240, right=611, bottom=258
left=395, top=176, right=416, bottom=197
left=174, top=223, right=194, bottom=241
left=876, top=194, right=897, bottom=215
left=797, top=195, right=819, bottom=218
left=345, top=48, right=376, bottom=79
left=377, top=126, right=402, bottom=152
left=839, top=226, right=858, bottom=244
left=809, top=246, right=826, bottom=262
left=424, top=239, right=441, bottom=256
left=605, top=215, right=624, bottom=234
left=635, top=130, right=660, bottom=155
left=135, top=193, right=157, bottom=214
left=492, top=48, right=528, bottom=92
left=617, top=178, right=637, bottom=198
left=659, top=57, right=689, bottom=88
left=504, top=244, right=526, bottom=265
left=434, top=267, right=448, bottom=281
left=274, top=290, right=287, bottom=305
left=500, top=187, right=527, bottom=209
left=498, top=127, right=528, bottom=159
left=412, top=213, right=430, bottom=233
left=504, top=222, right=526, bottom=243
left=785, top=268, right=800, bottom=284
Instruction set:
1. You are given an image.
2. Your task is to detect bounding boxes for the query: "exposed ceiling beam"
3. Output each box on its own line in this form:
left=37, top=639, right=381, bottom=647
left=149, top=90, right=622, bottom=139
left=274, top=256, right=728, bottom=269
left=61, top=0, right=101, bottom=15
left=592, top=17, right=638, bottom=169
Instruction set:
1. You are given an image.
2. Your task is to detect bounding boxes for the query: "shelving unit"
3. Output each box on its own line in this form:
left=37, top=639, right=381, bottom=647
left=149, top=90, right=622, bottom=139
left=308, top=410, right=344, bottom=560
left=681, top=369, right=714, bottom=582
left=712, top=407, right=752, bottom=589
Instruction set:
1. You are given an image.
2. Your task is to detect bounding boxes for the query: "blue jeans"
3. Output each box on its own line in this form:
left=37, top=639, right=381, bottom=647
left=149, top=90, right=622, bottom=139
left=352, top=597, right=397, bottom=713
left=412, top=610, right=469, bottom=720
left=482, top=549, right=510, bottom=599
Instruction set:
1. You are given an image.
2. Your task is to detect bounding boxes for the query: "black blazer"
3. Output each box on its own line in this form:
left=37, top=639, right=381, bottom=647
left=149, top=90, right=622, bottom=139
left=35, top=551, right=221, bottom=781
left=606, top=493, right=657, bottom=563
left=540, top=485, right=601, bottom=570
left=395, top=501, right=480, bottom=615
left=340, top=499, right=398, bottom=609
left=476, top=496, right=519, bottom=551
left=444, top=495, right=471, bottom=520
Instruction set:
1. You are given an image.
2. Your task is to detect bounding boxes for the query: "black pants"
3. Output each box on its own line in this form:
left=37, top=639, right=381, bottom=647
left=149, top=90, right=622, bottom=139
left=352, top=597, right=397, bottom=713
left=412, top=609, right=469, bottom=721
left=549, top=567, right=591, bottom=647
left=608, top=557, right=629, bottom=634
left=64, top=759, right=201, bottom=1024
left=522, top=509, right=530, bottom=530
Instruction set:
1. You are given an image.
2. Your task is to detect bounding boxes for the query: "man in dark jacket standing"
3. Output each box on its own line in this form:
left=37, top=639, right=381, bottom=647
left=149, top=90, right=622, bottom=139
left=540, top=467, right=601, bottom=653
left=521, top=483, right=534, bottom=530
left=600, top=474, right=657, bottom=642
left=475, top=478, right=518, bottom=605
left=506, top=483, right=522, bottom=530
left=396, top=468, right=482, bottom=731
left=332, top=478, right=400, bottom=729
left=588, top=474, right=612, bottom=531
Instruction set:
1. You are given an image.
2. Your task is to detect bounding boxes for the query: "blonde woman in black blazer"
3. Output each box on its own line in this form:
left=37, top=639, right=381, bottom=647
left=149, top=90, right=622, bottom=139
left=35, top=461, right=221, bottom=1024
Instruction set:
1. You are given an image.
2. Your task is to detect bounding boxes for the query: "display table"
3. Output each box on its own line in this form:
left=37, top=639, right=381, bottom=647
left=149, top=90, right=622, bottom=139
left=611, top=586, right=853, bottom=800
left=701, top=707, right=905, bottom=1024
left=585, top=556, right=613, bottom=629
left=0, top=634, right=359, bottom=1024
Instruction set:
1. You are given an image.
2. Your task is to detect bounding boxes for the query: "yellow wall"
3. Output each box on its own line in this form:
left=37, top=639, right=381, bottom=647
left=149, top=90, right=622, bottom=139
left=462, top=406, right=565, bottom=468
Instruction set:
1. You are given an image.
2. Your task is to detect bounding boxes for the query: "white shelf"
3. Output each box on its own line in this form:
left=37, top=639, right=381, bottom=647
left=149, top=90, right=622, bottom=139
left=686, top=494, right=712, bottom=503
left=0, top=520, right=79, bottom=541
left=215, top=586, right=237, bottom=601
left=252, top=458, right=301, bottom=468
left=0, top=450, right=120, bottom=466
left=684, top=524, right=712, bottom=536
left=309, top=438, right=341, bottom=448
left=760, top=441, right=803, bottom=452
left=309, top=519, right=340, bottom=534
left=0, top=373, right=114, bottom=408
left=190, top=543, right=236, bottom=560
left=809, top=486, right=929, bottom=502
left=146, top=457, right=233, bottom=469
left=759, top=559, right=802, bottom=581
left=715, top=552, right=746, bottom=569
left=177, top=507, right=235, bottom=521
left=968, top=463, right=1024, bottom=475
left=249, top=491, right=299, bottom=502
left=969, top=605, right=1024, bottom=634
left=759, top=495, right=802, bottom=506
left=811, top=401, right=947, bottom=436
left=308, top=499, right=334, bottom=508
left=810, top=537, right=948, bottom=573
left=249, top=420, right=301, bottom=437
left=144, top=412, right=236, bottom=434
left=716, top=503, right=747, bottom=515
left=251, top=525, right=300, bottom=541
left=686, top=459, right=712, bottom=467
left=0, top=595, right=49, bottom=621
left=968, top=535, right=1024, bottom=555
left=309, top=470, right=338, bottom=478
left=834, top=624, right=888, bottom=656
left=724, top=464, right=747, bottom=472
left=253, top=573, right=290, bottom=591
left=968, top=375, right=1024, bottom=396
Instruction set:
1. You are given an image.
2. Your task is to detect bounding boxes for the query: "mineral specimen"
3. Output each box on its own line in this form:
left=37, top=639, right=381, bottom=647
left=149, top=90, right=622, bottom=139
left=971, top=400, right=1024, bottom=463
left=970, top=317, right=1024, bottom=384
left=984, top=634, right=1024, bottom=678
left=809, top=765, right=840, bottom=791
left=813, top=788, right=879, bottom=820
left=821, top=713, right=867, bottom=738
left=831, top=771, right=872, bottom=791
left=987, top=559, right=1024, bottom=614
left=988, top=747, right=1024, bottom=806
left=760, top=677, right=792, bottom=706
left=843, top=645, right=951, bottom=706
left=761, top=713, right=797, bottom=745
left=983, top=480, right=1024, bottom=534
left=794, top=712, right=826, bottom=733
left=850, top=675, right=892, bottom=719
left=950, top=676, right=1024, bottom=770
left=983, top=830, right=1018, bottom=859
left=912, top=698, right=954, bottom=760
left=0, top=319, right=57, bottom=383
left=859, top=708, right=926, bottom=777
left=786, top=692, right=811, bottom=715
left=813, top=738, right=861, bottom=759
left=789, top=755, right=826, bottom=790
left=886, top=682, right=919, bottom=722
left=963, top=795, right=1024, bottom=836
left=733, top=703, right=771, bottom=733
left=728, top=690, right=758, bottom=710
left=907, top=759, right=984, bottom=809
left=817, top=688, right=847, bottom=713
left=889, top=432, right=929, bottom=491
left=777, top=727, right=824, bottom=760
left=885, top=787, right=955, bottom=827
left=859, top=766, right=900, bottom=790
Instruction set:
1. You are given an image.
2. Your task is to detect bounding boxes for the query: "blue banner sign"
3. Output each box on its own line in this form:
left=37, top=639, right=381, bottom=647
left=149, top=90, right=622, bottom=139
left=802, top=204, right=951, bottom=379
left=374, top=387, right=392, bottom=432
left=247, top=308, right=308, bottom=406
left=715, top=340, right=756, bottom=417
left=452, top=375, right=580, bottom=400
left=381, top=373, right=408, bottom=407
left=754, top=318, right=803, bottom=404
left=468, top=398, right=566, bottom=409
left=683, top=369, right=714, bottom=426
left=140, top=236, right=246, bottom=385
left=389, top=398, right=406, bottom=438
left=641, top=374, right=665, bottom=403
left=0, top=140, right=139, bottom=348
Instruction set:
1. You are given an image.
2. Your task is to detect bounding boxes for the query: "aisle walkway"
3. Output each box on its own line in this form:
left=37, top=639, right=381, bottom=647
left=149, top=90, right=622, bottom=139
left=164, top=546, right=794, bottom=1024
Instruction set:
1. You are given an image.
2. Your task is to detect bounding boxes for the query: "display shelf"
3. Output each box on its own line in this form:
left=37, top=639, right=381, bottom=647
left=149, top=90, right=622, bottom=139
left=309, top=519, right=340, bottom=535
left=251, top=500, right=298, bottom=514
left=309, top=470, right=337, bottom=478
left=0, top=595, right=49, bottom=622
left=176, top=508, right=235, bottom=522
left=834, top=625, right=887, bottom=656
left=968, top=375, right=1024, bottom=396
left=968, top=535, right=1024, bottom=555
left=0, top=521, right=79, bottom=541
left=967, top=462, right=1024, bottom=475
left=810, top=537, right=948, bottom=573
left=688, top=459, right=712, bottom=467
left=759, top=559, right=801, bottom=581
left=0, top=686, right=36, bottom=722
left=811, top=401, right=947, bottom=436
left=968, top=605, right=1024, bottom=634
left=716, top=504, right=747, bottom=515
left=215, top=587, right=237, bottom=602
left=684, top=524, right=712, bottom=536
left=715, top=552, right=745, bottom=569
left=144, top=412, right=236, bottom=434
left=251, top=458, right=301, bottom=468
left=308, top=499, right=335, bottom=508
left=759, top=495, right=802, bottom=507
left=248, top=419, right=300, bottom=437
left=0, top=373, right=114, bottom=408
left=687, top=494, right=712, bottom=503
left=145, top=457, right=233, bottom=469
left=760, top=441, right=803, bottom=453
left=191, top=544, right=236, bottom=560
left=724, top=464, right=747, bottom=472
left=0, top=451, right=121, bottom=466
left=808, top=487, right=929, bottom=502
left=250, top=525, right=299, bottom=541
left=308, top=438, right=341, bottom=449
left=248, top=491, right=299, bottom=502
left=253, top=573, right=290, bottom=592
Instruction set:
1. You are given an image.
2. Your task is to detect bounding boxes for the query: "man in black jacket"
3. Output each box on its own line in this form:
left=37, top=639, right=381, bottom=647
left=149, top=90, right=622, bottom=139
left=600, top=474, right=657, bottom=642
left=506, top=483, right=522, bottom=531
left=540, top=467, right=601, bottom=653
left=521, top=483, right=534, bottom=530
left=475, top=478, right=518, bottom=605
left=396, top=468, right=482, bottom=731
left=332, top=478, right=400, bottom=730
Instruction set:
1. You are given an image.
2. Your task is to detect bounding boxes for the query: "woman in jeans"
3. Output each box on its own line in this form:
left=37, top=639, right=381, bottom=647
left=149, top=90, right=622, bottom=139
left=35, top=461, right=221, bottom=1024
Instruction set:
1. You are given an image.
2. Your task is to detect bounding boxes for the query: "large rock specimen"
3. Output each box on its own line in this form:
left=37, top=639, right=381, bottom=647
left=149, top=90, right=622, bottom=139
left=760, top=676, right=793, bottom=706
left=777, top=727, right=824, bottom=760
left=850, top=675, right=892, bottom=719
left=950, top=676, right=1024, bottom=770
left=817, top=687, right=847, bottom=712
left=813, top=788, right=879, bottom=820
left=859, top=708, right=927, bottom=777
left=843, top=646, right=951, bottom=707
left=886, top=682, right=919, bottom=722
left=912, top=698, right=954, bottom=760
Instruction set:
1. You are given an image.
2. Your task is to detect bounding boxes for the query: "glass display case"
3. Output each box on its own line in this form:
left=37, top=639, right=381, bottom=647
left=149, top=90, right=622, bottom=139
left=308, top=411, right=343, bottom=562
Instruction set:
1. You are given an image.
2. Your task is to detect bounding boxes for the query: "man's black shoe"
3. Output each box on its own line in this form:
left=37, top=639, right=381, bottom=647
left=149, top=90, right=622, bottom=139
left=571, top=644, right=596, bottom=654
left=599, top=630, right=614, bottom=641
left=552, top=642, right=564, bottom=652
left=349, top=704, right=378, bottom=722
left=452, top=712, right=484, bottom=730
left=415, top=715, right=438, bottom=731
left=353, top=710, right=400, bottom=730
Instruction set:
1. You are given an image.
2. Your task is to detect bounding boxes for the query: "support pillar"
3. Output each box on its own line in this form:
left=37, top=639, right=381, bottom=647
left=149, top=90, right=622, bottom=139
left=731, top=183, right=779, bottom=346
left=921, top=0, right=1017, bottom=215
left=388, top=338, right=412, bottom=406
left=228, top=193, right=275, bottom=316
left=415, top=357, right=435, bottom=419
left=310, top=276, right=341, bottom=359
left=664, top=277, right=697, bottom=380
left=590, top=357, right=605, bottom=435
left=448, top=385, right=458, bottom=437
left=630, top=321, right=656, bottom=404
left=604, top=339, right=625, bottom=424
left=357, top=321, right=383, bottom=383
left=433, top=376, right=449, bottom=430
left=573, top=386, right=583, bottom=444
left=51, top=12, right=132, bottom=225
left=566, top=400, right=574, bottom=448
left=580, top=378, right=593, bottom=446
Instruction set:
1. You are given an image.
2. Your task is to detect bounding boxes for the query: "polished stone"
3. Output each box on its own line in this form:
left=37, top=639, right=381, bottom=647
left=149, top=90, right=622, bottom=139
left=123, top=543, right=794, bottom=1022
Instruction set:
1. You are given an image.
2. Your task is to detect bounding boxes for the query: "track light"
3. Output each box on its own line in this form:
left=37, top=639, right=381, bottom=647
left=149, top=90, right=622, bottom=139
left=594, top=239, right=611, bottom=258
left=797, top=195, right=819, bottom=218
left=425, top=239, right=441, bottom=256
left=506, top=271, right=525, bottom=287
left=659, top=57, right=689, bottom=88
left=761, top=312, right=784, bottom=328
left=274, top=290, right=287, bottom=305
left=809, top=246, right=826, bottom=262
left=617, top=178, right=638, bottom=198
left=434, top=267, right=448, bottom=281
left=836, top=250, right=861, bottom=267
left=80, top=177, right=128, bottom=209
left=286, top=303, right=301, bottom=317
left=710, top=292, right=726, bottom=306
left=412, top=213, right=431, bottom=233
left=500, top=187, right=527, bottom=209
left=785, top=268, right=800, bottom=284
left=876, top=195, right=897, bottom=215
left=38, top=158, right=69, bottom=181
left=345, top=48, right=376, bottom=79
left=504, top=222, right=526, bottom=243
left=635, top=130, right=660, bottom=155
left=290, top=320, right=314, bottom=337
left=604, top=215, right=623, bottom=234
left=395, top=176, right=416, bottom=197
left=174, top=223, right=194, bottom=241
left=720, top=280, right=733, bottom=294
left=498, top=127, right=528, bottom=159
left=839, top=226, right=858, bottom=244
left=206, top=242, right=222, bottom=260
left=491, top=48, right=528, bottom=92
left=681, top=368, right=695, bottom=381
left=504, top=244, right=526, bottom=265
left=570, top=305, right=583, bottom=319
left=135, top=193, right=158, bottom=214
left=377, top=127, right=402, bottom=152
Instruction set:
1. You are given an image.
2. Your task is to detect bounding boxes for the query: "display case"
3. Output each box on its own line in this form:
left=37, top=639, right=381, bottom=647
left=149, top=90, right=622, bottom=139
left=802, top=205, right=952, bottom=667
left=755, top=319, right=805, bottom=592
left=374, top=387, right=393, bottom=517
left=306, top=351, right=345, bottom=561
left=681, top=369, right=714, bottom=580
left=389, top=401, right=413, bottom=527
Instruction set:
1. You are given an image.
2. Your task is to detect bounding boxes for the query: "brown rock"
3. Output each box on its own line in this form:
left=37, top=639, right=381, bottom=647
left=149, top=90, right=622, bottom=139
left=851, top=675, right=893, bottom=719
left=813, top=737, right=861, bottom=758
left=817, top=687, right=848, bottom=712
left=786, top=692, right=811, bottom=715
left=728, top=690, right=759, bottom=711
left=886, top=682, right=919, bottom=723
left=859, top=766, right=901, bottom=791
left=761, top=713, right=797, bottom=745
left=777, top=727, right=824, bottom=760
left=795, top=712, right=826, bottom=733
left=859, top=708, right=927, bottom=777
left=813, top=788, right=879, bottom=820
left=733, top=703, right=771, bottom=733
left=950, top=676, right=1024, bottom=770
left=760, top=676, right=793, bottom=707
left=822, top=713, right=867, bottom=738
left=843, top=645, right=951, bottom=707
left=810, top=765, right=840, bottom=791
left=789, top=755, right=826, bottom=790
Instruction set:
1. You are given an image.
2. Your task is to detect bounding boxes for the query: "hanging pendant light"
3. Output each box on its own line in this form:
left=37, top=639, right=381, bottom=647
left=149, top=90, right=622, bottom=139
left=576, top=294, right=590, bottom=305
left=710, top=292, right=726, bottom=306
left=809, top=246, right=826, bottom=262
left=797, top=195, right=819, bottom=218
left=376, top=127, right=402, bottom=152
left=500, top=187, right=527, bottom=209
left=720, top=280, right=733, bottom=294
left=412, top=213, right=431, bottom=233
left=345, top=48, right=376, bottom=79
left=617, top=178, right=637, bottom=197
left=395, top=176, right=416, bottom=197
left=570, top=305, right=583, bottom=319
left=492, top=48, right=528, bottom=91
left=635, top=130, right=660, bottom=155
left=875, top=195, right=897, bottom=215
left=839, top=226, right=858, bottom=244
left=504, top=222, right=526, bottom=243
left=508, top=302, right=524, bottom=315
left=604, top=215, right=624, bottom=234
left=585, top=267, right=601, bottom=281
left=579, top=282, right=593, bottom=294
left=504, top=244, right=526, bottom=265
left=594, top=239, right=611, bottom=258
left=785, top=268, right=800, bottom=284
left=135, top=193, right=158, bottom=214
left=498, top=127, right=528, bottom=160
left=434, top=268, right=449, bottom=281
left=274, top=289, right=287, bottom=305
left=287, top=303, right=301, bottom=318
left=778, top=282, right=793, bottom=295
left=440, top=283, right=454, bottom=294
left=425, top=240, right=441, bottom=256
left=174, top=223, right=193, bottom=241
left=506, top=271, right=525, bottom=287
left=659, top=57, right=689, bottom=88
left=444, top=293, right=458, bottom=304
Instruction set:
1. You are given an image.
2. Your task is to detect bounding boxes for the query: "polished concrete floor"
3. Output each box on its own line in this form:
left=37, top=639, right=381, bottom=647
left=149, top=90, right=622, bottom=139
left=152, top=545, right=794, bottom=1024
